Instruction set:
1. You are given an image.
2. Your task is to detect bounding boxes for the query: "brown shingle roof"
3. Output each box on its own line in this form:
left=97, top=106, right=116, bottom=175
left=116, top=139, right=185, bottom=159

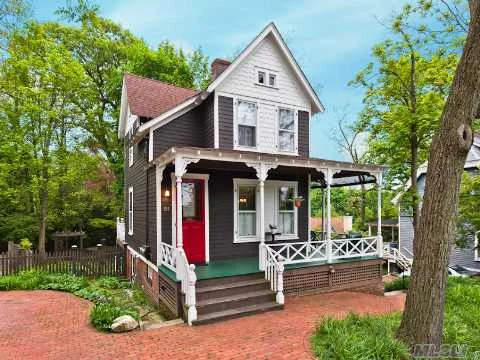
left=124, top=73, right=200, bottom=119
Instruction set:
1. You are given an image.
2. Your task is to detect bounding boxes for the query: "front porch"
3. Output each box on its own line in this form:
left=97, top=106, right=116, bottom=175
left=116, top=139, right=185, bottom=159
left=149, top=147, right=386, bottom=325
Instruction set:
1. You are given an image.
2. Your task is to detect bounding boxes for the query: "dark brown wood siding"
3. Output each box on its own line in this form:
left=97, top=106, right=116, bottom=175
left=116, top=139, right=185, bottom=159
left=152, top=94, right=215, bottom=158
left=218, top=96, right=233, bottom=149
left=298, top=110, right=309, bottom=157
left=124, top=139, right=157, bottom=264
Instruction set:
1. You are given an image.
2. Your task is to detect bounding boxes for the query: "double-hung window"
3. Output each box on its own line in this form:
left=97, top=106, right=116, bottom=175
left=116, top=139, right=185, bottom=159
left=237, top=100, right=257, bottom=147
left=128, top=186, right=134, bottom=235
left=278, top=108, right=295, bottom=152
left=237, top=184, right=257, bottom=240
left=278, top=186, right=295, bottom=235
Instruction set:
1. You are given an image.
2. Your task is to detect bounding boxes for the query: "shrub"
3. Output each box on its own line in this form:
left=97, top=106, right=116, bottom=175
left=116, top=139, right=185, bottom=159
left=384, top=276, right=410, bottom=292
left=90, top=302, right=138, bottom=332
left=19, top=238, right=32, bottom=250
left=311, top=313, right=410, bottom=360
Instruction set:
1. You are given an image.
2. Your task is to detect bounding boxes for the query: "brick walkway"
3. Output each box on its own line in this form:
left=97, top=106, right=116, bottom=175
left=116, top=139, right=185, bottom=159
left=0, top=290, right=405, bottom=360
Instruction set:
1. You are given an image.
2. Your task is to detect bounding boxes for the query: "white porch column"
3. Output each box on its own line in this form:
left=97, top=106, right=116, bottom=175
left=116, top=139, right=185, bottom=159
left=245, top=162, right=277, bottom=271
left=377, top=172, right=384, bottom=257
left=326, top=169, right=333, bottom=263
left=175, top=175, right=183, bottom=249
left=259, top=178, right=266, bottom=270
left=156, top=165, right=165, bottom=266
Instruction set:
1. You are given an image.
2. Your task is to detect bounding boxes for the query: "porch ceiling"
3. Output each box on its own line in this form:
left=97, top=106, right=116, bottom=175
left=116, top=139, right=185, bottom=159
left=151, top=147, right=385, bottom=186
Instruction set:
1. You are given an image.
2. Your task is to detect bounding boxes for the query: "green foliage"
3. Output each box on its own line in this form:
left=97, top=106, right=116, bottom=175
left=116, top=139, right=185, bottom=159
left=18, top=238, right=32, bottom=250
left=384, top=276, right=410, bottom=292
left=312, top=313, right=410, bottom=359
left=0, top=270, right=158, bottom=331
left=312, top=277, right=480, bottom=359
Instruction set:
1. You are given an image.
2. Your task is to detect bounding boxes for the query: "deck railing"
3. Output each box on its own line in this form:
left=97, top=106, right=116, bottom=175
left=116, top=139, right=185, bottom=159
left=116, top=217, right=125, bottom=243
left=265, top=240, right=328, bottom=264
left=331, top=236, right=378, bottom=260
left=159, top=242, right=177, bottom=272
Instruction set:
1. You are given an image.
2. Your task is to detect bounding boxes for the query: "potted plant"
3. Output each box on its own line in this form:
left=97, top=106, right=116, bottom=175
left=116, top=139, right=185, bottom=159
left=294, top=196, right=304, bottom=208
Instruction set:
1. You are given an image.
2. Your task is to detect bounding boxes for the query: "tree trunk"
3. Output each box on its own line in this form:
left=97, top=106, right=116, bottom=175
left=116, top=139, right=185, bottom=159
left=397, top=1, right=480, bottom=350
left=360, top=182, right=366, bottom=229
left=410, top=131, right=419, bottom=232
left=38, top=185, right=48, bottom=254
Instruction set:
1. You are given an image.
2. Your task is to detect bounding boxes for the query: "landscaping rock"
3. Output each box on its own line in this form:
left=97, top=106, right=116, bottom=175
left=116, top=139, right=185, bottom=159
left=110, top=315, right=138, bottom=332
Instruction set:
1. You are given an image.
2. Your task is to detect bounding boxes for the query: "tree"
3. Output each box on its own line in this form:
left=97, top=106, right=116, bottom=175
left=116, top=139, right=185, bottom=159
left=351, top=6, right=458, bottom=232
left=0, top=22, right=87, bottom=252
left=331, top=108, right=368, bottom=229
left=397, top=0, right=480, bottom=348
left=0, top=0, right=30, bottom=54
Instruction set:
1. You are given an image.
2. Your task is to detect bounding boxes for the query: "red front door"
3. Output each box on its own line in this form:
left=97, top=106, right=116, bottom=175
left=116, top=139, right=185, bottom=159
left=181, top=179, right=205, bottom=264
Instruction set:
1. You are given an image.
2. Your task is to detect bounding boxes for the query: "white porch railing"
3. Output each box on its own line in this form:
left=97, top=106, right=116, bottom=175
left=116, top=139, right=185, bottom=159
left=383, top=244, right=413, bottom=271
left=116, top=217, right=125, bottom=243
left=331, top=236, right=378, bottom=260
left=159, top=244, right=197, bottom=326
left=159, top=242, right=177, bottom=272
left=265, top=241, right=327, bottom=264
left=265, top=247, right=285, bottom=305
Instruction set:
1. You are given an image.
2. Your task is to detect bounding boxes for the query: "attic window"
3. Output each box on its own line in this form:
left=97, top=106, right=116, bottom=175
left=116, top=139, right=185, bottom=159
left=257, top=71, right=265, bottom=85
left=256, top=68, right=277, bottom=88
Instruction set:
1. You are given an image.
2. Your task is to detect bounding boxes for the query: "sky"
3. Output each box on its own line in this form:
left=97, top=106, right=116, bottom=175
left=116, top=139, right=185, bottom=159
left=32, top=0, right=408, bottom=161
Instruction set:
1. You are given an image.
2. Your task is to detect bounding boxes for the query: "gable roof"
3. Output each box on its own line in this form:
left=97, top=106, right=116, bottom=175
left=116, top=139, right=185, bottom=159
left=124, top=73, right=200, bottom=119
left=207, top=22, right=324, bottom=114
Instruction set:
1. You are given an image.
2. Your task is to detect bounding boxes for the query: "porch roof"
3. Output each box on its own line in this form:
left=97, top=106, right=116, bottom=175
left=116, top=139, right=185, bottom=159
left=151, top=147, right=385, bottom=187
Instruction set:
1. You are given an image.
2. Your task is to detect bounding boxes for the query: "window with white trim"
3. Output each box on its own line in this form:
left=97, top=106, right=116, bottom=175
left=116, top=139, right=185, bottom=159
left=255, top=68, right=278, bottom=88
left=236, top=100, right=257, bottom=147
left=238, top=185, right=257, bottom=237
left=128, top=186, right=134, bottom=235
left=278, top=108, right=295, bottom=152
left=128, top=146, right=134, bottom=167
left=278, top=186, right=295, bottom=235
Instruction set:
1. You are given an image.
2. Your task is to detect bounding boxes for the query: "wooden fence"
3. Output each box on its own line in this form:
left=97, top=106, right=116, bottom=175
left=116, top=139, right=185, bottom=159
left=0, top=246, right=125, bottom=277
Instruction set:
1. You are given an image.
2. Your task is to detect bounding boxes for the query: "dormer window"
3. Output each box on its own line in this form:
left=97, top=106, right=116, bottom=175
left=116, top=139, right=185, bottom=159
left=255, top=68, right=278, bottom=88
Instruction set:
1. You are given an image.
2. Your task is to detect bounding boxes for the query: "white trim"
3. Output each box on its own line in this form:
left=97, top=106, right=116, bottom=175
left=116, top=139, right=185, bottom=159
left=118, top=79, right=128, bottom=138
left=128, top=146, right=134, bottom=167
left=128, top=245, right=158, bottom=272
left=214, top=92, right=219, bottom=148
left=233, top=178, right=298, bottom=243
left=234, top=98, right=258, bottom=150
left=308, top=174, right=311, bottom=242
left=148, top=129, right=154, bottom=162
left=156, top=165, right=164, bottom=266
left=206, top=23, right=324, bottom=114
left=128, top=186, right=134, bottom=235
left=171, top=172, right=210, bottom=263
left=277, top=106, right=297, bottom=154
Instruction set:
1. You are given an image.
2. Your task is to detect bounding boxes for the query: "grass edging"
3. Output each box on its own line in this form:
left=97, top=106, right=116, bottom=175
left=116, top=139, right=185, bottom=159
left=0, top=270, right=154, bottom=332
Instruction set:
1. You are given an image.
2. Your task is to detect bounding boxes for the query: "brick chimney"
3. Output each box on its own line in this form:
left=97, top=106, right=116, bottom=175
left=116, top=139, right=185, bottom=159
left=211, top=58, right=231, bottom=80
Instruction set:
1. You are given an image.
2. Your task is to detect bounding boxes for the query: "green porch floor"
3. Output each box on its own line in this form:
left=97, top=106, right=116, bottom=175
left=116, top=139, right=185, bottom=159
left=158, top=255, right=378, bottom=282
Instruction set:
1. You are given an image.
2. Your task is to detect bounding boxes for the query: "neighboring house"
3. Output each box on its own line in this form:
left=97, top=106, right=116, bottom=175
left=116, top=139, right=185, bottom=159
left=310, top=216, right=353, bottom=237
left=117, top=23, right=386, bottom=325
left=396, top=135, right=480, bottom=272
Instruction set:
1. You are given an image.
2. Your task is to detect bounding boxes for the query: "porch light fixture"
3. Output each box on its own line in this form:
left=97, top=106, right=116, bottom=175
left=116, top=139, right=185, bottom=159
left=239, top=196, right=247, bottom=204
left=164, top=189, right=171, bottom=197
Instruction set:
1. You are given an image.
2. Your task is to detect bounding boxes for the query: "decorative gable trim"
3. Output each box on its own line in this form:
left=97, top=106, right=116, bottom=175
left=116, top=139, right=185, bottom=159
left=206, top=22, right=324, bottom=114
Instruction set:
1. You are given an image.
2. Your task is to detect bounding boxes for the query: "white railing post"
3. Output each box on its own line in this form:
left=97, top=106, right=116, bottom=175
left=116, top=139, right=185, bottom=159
left=326, top=169, right=333, bottom=263
left=276, top=256, right=285, bottom=305
left=186, top=264, right=197, bottom=326
left=376, top=172, right=383, bottom=258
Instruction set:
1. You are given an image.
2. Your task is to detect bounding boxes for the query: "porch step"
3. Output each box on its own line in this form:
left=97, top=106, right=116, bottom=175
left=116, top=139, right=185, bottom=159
left=193, top=301, right=284, bottom=325
left=196, top=272, right=264, bottom=287
left=196, top=278, right=271, bottom=301
left=196, top=289, right=275, bottom=315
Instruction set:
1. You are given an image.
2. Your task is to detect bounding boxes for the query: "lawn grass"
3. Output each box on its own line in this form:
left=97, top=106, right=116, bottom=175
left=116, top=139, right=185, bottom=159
left=0, top=270, right=159, bottom=332
left=384, top=276, right=410, bottom=292
left=311, top=277, right=480, bottom=359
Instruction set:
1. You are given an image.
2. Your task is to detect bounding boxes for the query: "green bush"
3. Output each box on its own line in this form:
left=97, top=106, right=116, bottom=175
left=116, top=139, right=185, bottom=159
left=384, top=276, right=410, bottom=292
left=312, top=313, right=410, bottom=360
left=90, top=302, right=138, bottom=332
left=19, top=238, right=32, bottom=250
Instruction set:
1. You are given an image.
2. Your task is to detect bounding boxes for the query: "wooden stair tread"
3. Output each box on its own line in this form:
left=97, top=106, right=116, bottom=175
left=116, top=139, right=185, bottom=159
left=196, top=289, right=273, bottom=307
left=193, top=301, right=283, bottom=325
left=196, top=279, right=268, bottom=293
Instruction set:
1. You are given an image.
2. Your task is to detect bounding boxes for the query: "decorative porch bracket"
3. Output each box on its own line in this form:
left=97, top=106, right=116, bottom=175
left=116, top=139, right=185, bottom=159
left=317, top=168, right=340, bottom=263
left=245, top=162, right=278, bottom=271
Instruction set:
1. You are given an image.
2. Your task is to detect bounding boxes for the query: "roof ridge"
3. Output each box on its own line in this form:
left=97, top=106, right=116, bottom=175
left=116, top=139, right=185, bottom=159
left=124, top=72, right=198, bottom=92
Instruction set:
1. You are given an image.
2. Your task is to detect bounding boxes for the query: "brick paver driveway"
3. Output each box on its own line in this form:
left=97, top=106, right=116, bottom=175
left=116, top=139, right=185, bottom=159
left=0, top=290, right=405, bottom=359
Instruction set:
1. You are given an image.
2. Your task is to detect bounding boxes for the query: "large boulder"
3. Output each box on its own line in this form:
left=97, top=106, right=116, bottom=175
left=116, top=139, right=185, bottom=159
left=111, top=315, right=138, bottom=332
